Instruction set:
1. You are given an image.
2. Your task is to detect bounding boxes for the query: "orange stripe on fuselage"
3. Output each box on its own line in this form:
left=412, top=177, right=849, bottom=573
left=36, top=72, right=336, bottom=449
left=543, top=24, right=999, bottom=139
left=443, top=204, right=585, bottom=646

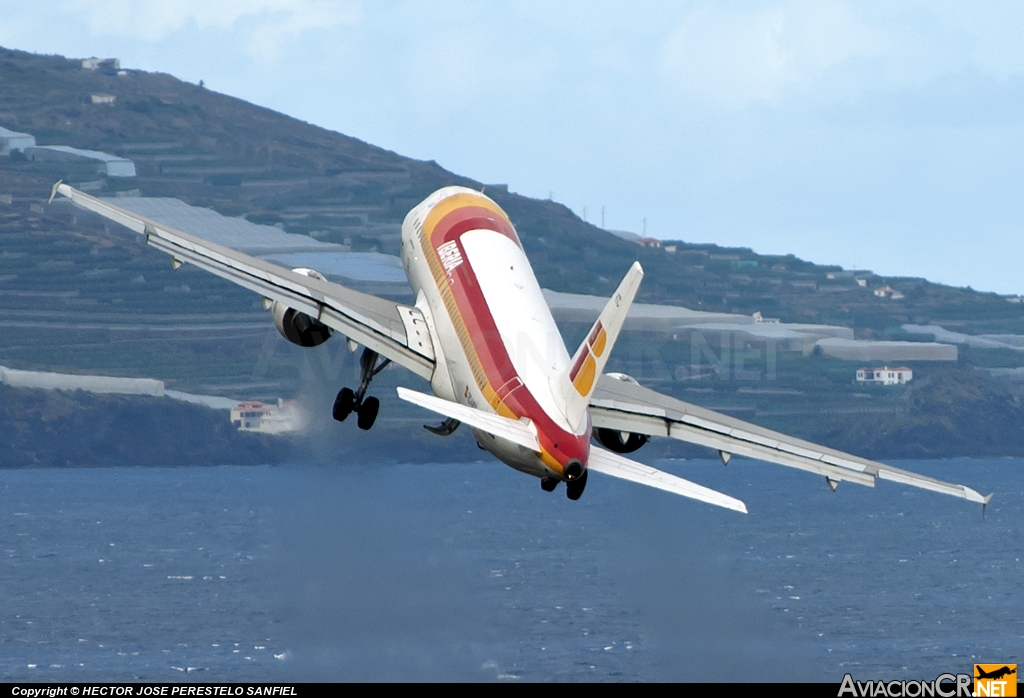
left=422, top=192, right=518, bottom=248
left=418, top=191, right=589, bottom=476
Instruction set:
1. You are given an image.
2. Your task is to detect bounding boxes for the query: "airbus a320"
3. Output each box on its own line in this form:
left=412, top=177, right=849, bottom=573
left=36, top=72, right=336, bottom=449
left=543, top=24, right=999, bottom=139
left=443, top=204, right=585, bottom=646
left=53, top=183, right=992, bottom=513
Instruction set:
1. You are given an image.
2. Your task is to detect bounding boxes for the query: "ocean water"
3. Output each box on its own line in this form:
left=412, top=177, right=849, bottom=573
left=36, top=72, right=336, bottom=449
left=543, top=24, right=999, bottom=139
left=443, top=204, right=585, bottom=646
left=0, top=458, right=1020, bottom=682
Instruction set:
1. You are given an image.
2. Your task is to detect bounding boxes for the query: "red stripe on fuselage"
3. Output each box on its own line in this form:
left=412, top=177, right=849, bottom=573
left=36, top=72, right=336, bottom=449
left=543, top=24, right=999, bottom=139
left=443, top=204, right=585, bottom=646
left=428, top=203, right=590, bottom=471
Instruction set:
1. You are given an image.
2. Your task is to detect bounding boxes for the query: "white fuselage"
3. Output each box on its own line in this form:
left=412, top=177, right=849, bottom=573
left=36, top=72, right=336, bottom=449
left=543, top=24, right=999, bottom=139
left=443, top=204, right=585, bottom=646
left=398, top=187, right=591, bottom=480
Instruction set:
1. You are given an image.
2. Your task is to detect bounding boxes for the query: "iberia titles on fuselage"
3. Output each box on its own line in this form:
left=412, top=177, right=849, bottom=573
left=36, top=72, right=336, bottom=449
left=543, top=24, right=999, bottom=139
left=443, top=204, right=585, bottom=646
left=400, top=186, right=592, bottom=483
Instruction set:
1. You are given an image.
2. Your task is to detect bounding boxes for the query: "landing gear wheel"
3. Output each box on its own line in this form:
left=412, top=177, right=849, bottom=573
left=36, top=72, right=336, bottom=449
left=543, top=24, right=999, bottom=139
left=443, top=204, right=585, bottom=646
left=357, top=396, right=380, bottom=431
left=332, top=348, right=391, bottom=427
left=332, top=387, right=356, bottom=422
left=541, top=477, right=558, bottom=492
left=566, top=469, right=588, bottom=501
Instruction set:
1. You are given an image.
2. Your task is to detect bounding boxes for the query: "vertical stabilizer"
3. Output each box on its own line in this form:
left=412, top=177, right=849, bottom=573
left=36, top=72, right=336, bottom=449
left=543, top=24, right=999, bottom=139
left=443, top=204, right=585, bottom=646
left=556, top=261, right=643, bottom=431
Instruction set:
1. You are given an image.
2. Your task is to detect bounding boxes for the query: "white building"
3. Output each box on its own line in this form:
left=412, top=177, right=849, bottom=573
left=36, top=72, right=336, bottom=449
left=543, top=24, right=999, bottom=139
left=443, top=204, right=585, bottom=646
left=25, top=145, right=136, bottom=177
left=874, top=285, right=905, bottom=300
left=856, top=366, right=913, bottom=385
left=90, top=94, right=116, bottom=105
left=82, top=58, right=120, bottom=72
left=0, top=126, right=36, bottom=154
left=230, top=399, right=302, bottom=434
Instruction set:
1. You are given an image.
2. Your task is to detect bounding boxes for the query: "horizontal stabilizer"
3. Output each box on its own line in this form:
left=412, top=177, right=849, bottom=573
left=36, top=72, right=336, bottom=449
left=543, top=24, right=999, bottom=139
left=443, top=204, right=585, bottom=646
left=587, top=448, right=748, bottom=513
left=396, top=387, right=540, bottom=452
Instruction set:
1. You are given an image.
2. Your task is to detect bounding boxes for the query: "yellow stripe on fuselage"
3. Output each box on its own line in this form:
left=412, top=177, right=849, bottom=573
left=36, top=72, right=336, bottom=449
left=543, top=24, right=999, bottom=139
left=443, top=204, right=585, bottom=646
left=421, top=191, right=512, bottom=241
left=419, top=193, right=519, bottom=421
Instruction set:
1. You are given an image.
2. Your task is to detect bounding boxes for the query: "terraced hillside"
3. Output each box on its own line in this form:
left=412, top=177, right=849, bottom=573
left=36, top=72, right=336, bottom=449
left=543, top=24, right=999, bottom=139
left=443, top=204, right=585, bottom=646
left=4, top=45, right=1024, bottom=462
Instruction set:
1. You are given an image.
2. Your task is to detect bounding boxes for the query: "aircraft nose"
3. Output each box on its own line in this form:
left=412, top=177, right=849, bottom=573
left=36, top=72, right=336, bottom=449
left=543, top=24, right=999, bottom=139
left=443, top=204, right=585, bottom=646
left=563, top=459, right=584, bottom=481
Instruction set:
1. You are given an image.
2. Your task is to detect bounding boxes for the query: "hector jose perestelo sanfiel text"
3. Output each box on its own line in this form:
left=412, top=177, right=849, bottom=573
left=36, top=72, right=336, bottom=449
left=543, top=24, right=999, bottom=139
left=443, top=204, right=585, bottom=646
left=10, top=688, right=298, bottom=697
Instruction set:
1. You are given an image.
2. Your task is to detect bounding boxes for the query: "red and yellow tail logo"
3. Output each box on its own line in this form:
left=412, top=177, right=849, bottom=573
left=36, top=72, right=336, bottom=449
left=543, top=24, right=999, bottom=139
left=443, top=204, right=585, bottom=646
left=975, top=664, right=1017, bottom=697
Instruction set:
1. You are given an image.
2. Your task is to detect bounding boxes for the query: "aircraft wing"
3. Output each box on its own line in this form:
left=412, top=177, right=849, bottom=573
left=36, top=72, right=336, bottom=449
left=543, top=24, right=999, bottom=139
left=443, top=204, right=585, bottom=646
left=590, top=373, right=992, bottom=506
left=53, top=183, right=435, bottom=380
left=396, top=386, right=748, bottom=512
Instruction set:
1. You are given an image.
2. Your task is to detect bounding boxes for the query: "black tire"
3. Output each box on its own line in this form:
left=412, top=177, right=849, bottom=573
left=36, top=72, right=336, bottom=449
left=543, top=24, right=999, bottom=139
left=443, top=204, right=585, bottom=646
left=566, top=469, right=588, bottom=501
left=357, top=396, right=380, bottom=430
left=540, top=477, right=558, bottom=492
left=332, top=387, right=356, bottom=422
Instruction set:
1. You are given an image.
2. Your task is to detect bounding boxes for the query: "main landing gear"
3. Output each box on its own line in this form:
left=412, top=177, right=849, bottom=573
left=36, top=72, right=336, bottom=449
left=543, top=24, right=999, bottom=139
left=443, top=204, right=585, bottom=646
left=540, top=468, right=589, bottom=500
left=332, top=348, right=390, bottom=430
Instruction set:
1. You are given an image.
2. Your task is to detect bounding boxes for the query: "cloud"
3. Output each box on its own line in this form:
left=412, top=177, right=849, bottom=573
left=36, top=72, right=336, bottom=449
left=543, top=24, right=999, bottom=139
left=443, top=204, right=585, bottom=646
left=660, top=0, right=888, bottom=108
left=406, top=28, right=558, bottom=121
left=60, top=0, right=361, bottom=54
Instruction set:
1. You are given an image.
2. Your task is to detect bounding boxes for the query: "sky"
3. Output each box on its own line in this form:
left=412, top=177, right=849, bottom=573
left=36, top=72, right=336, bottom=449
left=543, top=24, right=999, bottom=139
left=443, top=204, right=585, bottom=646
left=3, top=1, right=1024, bottom=293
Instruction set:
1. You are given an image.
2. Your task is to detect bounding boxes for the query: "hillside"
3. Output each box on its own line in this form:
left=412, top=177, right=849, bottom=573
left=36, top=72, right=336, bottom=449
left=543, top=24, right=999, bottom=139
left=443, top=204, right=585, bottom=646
left=4, top=45, right=1024, bottom=464
left=4, top=46, right=1024, bottom=327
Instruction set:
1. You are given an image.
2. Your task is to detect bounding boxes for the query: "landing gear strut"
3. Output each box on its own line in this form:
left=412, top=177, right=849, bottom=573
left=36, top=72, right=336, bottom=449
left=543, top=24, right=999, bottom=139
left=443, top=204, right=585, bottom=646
left=332, top=348, right=390, bottom=430
left=424, top=416, right=460, bottom=436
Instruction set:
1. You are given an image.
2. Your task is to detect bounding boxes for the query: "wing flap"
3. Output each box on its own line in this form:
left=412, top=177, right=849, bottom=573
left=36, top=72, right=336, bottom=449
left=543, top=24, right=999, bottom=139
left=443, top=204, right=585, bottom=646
left=56, top=183, right=435, bottom=380
left=591, top=373, right=991, bottom=504
left=588, top=448, right=747, bottom=513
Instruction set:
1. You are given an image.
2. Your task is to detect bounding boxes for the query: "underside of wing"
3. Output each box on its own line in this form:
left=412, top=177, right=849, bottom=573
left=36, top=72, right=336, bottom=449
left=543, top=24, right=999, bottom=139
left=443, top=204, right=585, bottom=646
left=587, top=447, right=747, bottom=513
left=590, top=373, right=992, bottom=506
left=55, top=183, right=435, bottom=379
left=396, top=387, right=540, bottom=451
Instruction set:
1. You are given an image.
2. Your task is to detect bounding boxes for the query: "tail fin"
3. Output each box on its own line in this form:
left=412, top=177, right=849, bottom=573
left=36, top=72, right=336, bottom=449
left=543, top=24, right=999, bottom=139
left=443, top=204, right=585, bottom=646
left=556, top=261, right=643, bottom=430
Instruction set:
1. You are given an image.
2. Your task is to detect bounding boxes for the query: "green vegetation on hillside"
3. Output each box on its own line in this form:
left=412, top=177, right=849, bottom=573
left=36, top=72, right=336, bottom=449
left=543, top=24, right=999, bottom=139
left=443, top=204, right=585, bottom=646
left=3, top=45, right=1024, bottom=463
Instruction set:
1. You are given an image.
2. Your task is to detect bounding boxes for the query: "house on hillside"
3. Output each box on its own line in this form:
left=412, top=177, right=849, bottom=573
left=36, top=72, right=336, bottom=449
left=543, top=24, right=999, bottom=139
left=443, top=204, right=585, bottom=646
left=856, top=366, right=913, bottom=385
left=82, top=58, right=120, bottom=73
left=874, top=285, right=905, bottom=299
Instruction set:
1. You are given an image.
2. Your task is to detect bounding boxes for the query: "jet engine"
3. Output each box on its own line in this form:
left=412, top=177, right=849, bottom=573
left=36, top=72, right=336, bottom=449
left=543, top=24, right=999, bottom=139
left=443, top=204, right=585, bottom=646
left=271, top=268, right=334, bottom=347
left=595, top=427, right=650, bottom=454
left=594, top=372, right=650, bottom=453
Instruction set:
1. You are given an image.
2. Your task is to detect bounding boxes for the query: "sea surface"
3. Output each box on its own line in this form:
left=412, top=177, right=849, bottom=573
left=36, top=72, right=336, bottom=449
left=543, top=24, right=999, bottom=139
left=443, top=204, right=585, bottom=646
left=0, top=458, right=1020, bottom=682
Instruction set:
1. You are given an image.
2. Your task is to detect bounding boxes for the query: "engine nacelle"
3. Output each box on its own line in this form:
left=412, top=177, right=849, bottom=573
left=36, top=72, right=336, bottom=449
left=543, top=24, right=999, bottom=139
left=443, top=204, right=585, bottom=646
left=594, top=372, right=650, bottom=453
left=595, top=427, right=649, bottom=454
left=271, top=268, right=334, bottom=347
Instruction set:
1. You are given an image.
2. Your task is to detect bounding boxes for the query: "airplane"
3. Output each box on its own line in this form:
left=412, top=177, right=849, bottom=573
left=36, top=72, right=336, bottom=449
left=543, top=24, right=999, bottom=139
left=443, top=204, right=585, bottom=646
left=975, top=666, right=1017, bottom=680
left=51, top=182, right=993, bottom=514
